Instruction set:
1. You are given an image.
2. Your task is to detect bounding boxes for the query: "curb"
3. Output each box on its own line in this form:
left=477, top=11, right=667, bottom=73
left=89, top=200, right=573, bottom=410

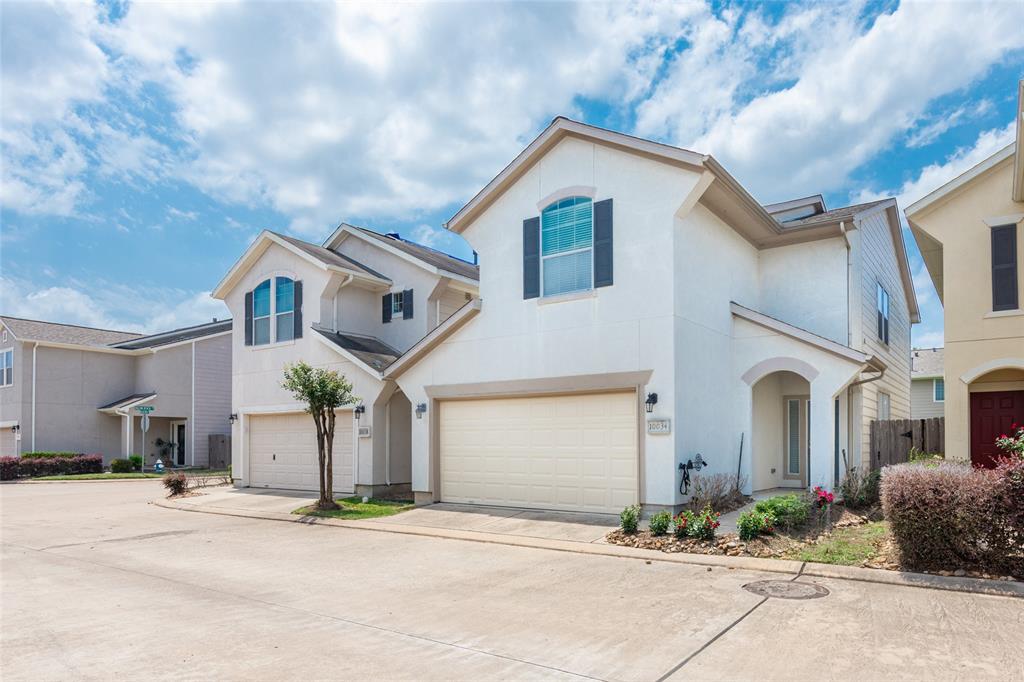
left=154, top=497, right=1024, bottom=600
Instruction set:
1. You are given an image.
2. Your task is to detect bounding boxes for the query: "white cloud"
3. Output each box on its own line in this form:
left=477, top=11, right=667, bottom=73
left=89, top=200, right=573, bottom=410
left=905, top=100, right=993, bottom=149
left=638, top=1, right=1024, bottom=202
left=0, top=275, right=229, bottom=334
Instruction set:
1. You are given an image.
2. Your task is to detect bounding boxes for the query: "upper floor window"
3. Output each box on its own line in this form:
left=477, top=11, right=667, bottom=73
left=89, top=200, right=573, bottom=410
left=0, top=348, right=12, bottom=387
left=246, top=277, right=301, bottom=346
left=991, top=224, right=1018, bottom=312
left=541, top=197, right=592, bottom=297
left=933, top=378, right=944, bottom=402
left=392, top=290, right=404, bottom=315
left=876, top=283, right=890, bottom=345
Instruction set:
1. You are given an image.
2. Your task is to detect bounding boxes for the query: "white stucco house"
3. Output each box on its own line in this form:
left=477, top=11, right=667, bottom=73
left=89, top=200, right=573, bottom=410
left=218, top=117, right=918, bottom=514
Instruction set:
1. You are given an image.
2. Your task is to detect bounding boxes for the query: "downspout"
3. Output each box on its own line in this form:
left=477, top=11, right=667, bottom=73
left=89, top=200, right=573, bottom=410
left=385, top=398, right=391, bottom=487
left=839, top=221, right=852, bottom=347
left=191, top=341, right=196, bottom=467
left=848, top=358, right=886, bottom=472
left=31, top=342, right=38, bottom=452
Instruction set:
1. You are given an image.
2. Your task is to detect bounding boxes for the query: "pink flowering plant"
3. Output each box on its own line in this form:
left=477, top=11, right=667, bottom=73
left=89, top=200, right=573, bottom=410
left=812, top=485, right=834, bottom=509
left=995, top=423, right=1024, bottom=458
left=675, top=504, right=721, bottom=541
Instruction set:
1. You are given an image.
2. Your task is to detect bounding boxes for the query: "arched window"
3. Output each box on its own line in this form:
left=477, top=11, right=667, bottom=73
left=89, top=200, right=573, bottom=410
left=252, top=279, right=271, bottom=345
left=275, top=276, right=295, bottom=342
left=541, top=196, right=592, bottom=296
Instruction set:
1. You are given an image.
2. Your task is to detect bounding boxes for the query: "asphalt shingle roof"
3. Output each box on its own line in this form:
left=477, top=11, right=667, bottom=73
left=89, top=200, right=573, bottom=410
left=274, top=233, right=390, bottom=280
left=911, top=347, right=944, bottom=378
left=353, top=227, right=480, bottom=281
left=777, top=199, right=892, bottom=228
left=97, top=392, right=157, bottom=411
left=0, top=316, right=142, bottom=347
left=112, top=319, right=232, bottom=350
left=314, top=329, right=400, bottom=371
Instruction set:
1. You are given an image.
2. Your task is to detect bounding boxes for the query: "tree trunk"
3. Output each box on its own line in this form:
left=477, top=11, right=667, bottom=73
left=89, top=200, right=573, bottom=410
left=312, top=408, right=336, bottom=510
left=324, top=408, right=336, bottom=509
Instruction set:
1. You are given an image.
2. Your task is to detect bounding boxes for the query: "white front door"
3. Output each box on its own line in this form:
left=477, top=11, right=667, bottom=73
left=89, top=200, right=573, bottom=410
left=438, top=391, right=638, bottom=514
left=248, top=412, right=354, bottom=493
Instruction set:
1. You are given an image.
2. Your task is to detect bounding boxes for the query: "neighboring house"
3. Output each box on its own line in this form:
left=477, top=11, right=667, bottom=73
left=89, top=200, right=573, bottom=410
left=0, top=316, right=232, bottom=467
left=910, top=347, right=945, bottom=419
left=212, top=226, right=478, bottom=497
left=905, top=81, right=1024, bottom=468
left=220, top=117, right=918, bottom=514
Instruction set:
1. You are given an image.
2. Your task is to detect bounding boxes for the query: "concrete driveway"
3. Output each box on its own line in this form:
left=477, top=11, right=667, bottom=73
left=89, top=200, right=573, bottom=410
left=2, top=482, right=1022, bottom=681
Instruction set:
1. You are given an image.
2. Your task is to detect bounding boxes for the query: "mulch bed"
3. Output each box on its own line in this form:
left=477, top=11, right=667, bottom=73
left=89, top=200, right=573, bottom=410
left=606, top=506, right=1022, bottom=582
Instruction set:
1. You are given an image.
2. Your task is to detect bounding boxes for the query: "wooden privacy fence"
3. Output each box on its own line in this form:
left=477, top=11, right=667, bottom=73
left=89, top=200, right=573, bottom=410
left=870, top=417, right=945, bottom=468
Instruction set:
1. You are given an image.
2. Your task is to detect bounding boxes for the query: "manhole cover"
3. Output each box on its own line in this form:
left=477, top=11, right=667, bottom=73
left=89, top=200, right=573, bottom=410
left=742, top=580, right=830, bottom=600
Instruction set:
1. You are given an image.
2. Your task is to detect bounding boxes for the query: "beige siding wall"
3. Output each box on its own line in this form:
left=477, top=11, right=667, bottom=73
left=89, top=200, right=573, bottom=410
left=910, top=378, right=945, bottom=418
left=0, top=327, right=26, bottom=454
left=192, top=334, right=232, bottom=467
left=855, top=208, right=912, bottom=463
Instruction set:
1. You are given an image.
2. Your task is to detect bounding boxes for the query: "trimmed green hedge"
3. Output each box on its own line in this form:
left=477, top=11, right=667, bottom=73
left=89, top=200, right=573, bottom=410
left=20, top=451, right=83, bottom=459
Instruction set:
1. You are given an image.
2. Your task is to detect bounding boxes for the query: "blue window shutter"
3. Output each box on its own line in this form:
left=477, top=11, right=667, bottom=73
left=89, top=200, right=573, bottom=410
left=244, top=291, right=253, bottom=346
left=293, top=280, right=303, bottom=338
left=403, top=289, right=413, bottom=320
left=523, top=217, right=540, bottom=299
left=382, top=293, right=392, bottom=323
left=992, top=225, right=1018, bottom=311
left=593, top=198, right=613, bottom=288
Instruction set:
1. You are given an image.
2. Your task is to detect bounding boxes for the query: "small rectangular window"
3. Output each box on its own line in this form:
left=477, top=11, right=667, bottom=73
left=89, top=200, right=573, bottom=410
left=876, top=283, right=890, bottom=345
left=933, top=378, right=944, bottom=402
left=991, top=225, right=1019, bottom=312
left=786, top=399, right=801, bottom=475
left=878, top=392, right=891, bottom=420
left=0, top=349, right=12, bottom=387
left=392, top=291, right=404, bottom=315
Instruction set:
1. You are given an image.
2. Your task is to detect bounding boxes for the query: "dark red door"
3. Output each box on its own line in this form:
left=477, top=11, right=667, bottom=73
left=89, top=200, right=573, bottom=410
left=970, top=391, right=1024, bottom=468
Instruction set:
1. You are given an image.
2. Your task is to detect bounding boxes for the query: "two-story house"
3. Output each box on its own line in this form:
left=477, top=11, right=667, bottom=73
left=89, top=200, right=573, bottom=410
left=905, top=81, right=1024, bottom=468
left=212, top=227, right=479, bottom=497
left=0, top=316, right=231, bottom=466
left=220, top=117, right=917, bottom=514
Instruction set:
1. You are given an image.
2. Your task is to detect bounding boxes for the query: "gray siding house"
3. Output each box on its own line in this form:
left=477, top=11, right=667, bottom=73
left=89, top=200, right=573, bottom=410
left=0, top=316, right=232, bottom=466
left=910, top=347, right=944, bottom=419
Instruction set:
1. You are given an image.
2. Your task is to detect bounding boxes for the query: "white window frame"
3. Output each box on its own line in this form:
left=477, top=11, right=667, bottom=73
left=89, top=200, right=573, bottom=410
left=392, top=290, right=404, bottom=315
left=250, top=274, right=297, bottom=347
left=933, top=378, right=944, bottom=403
left=876, top=282, right=890, bottom=345
left=540, top=198, right=594, bottom=298
left=274, top=276, right=296, bottom=342
left=0, top=347, right=12, bottom=388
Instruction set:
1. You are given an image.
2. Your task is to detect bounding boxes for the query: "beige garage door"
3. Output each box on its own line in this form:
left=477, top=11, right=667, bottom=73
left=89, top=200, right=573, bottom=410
left=249, top=412, right=354, bottom=493
left=439, top=391, right=638, bottom=514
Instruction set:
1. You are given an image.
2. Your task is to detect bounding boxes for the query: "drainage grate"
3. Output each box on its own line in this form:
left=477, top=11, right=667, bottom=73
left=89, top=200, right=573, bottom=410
left=742, top=580, right=830, bottom=600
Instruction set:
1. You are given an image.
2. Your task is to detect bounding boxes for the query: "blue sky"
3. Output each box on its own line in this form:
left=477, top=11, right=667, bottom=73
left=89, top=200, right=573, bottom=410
left=1, top=1, right=1023, bottom=347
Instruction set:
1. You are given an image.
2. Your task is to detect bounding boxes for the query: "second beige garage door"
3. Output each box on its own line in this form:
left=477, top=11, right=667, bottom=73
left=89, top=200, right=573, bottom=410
left=439, top=391, right=638, bottom=514
left=249, top=412, right=354, bottom=493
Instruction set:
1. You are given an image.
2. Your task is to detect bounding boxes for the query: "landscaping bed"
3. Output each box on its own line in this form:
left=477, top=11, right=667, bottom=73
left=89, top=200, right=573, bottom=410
left=293, top=496, right=414, bottom=520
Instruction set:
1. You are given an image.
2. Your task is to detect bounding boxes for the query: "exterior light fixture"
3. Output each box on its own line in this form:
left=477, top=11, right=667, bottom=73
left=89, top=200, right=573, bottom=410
left=645, top=393, right=658, bottom=413
left=354, top=404, right=366, bottom=419
left=228, top=413, right=238, bottom=425
left=415, top=403, right=427, bottom=419
left=11, top=424, right=20, bottom=434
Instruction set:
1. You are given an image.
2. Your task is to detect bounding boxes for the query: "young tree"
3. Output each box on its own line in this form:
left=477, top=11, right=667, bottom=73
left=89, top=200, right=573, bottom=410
left=282, top=362, right=358, bottom=510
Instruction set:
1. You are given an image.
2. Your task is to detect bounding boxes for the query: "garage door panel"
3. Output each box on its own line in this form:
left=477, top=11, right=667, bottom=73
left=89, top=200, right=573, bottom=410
left=249, top=412, right=353, bottom=493
left=440, top=392, right=638, bottom=514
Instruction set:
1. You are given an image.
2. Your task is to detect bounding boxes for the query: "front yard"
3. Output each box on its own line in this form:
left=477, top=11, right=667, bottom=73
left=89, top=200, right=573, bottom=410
left=293, top=496, right=414, bottom=520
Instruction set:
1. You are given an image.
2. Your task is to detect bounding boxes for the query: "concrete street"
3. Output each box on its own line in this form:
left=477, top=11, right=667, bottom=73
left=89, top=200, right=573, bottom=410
left=2, top=481, right=1022, bottom=681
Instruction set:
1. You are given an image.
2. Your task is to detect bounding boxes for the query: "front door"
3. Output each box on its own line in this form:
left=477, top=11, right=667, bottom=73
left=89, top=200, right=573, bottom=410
left=171, top=421, right=187, bottom=466
left=783, top=396, right=810, bottom=487
left=970, top=390, right=1024, bottom=468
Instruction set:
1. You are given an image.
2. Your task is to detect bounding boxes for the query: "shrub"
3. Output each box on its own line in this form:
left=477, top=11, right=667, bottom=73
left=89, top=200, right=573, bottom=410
left=687, top=472, right=746, bottom=513
left=995, top=424, right=1024, bottom=458
left=620, top=504, right=641, bottom=534
left=648, top=510, right=671, bottom=536
left=20, top=451, right=81, bottom=459
left=881, top=462, right=1023, bottom=573
left=908, top=447, right=945, bottom=466
left=737, top=510, right=774, bottom=541
left=128, top=455, right=143, bottom=471
left=163, top=472, right=188, bottom=496
left=839, top=467, right=881, bottom=509
left=675, top=505, right=720, bottom=541
left=110, top=458, right=133, bottom=473
left=1, top=456, right=18, bottom=480
left=10, top=455, right=102, bottom=478
left=753, top=495, right=810, bottom=530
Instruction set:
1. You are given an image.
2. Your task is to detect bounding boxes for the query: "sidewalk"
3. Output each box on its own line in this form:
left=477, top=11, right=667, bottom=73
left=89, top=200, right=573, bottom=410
left=156, top=486, right=1024, bottom=600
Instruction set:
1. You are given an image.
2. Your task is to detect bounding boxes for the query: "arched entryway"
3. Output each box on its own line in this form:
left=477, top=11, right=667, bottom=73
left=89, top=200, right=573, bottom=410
left=750, top=370, right=812, bottom=492
left=965, top=363, right=1024, bottom=468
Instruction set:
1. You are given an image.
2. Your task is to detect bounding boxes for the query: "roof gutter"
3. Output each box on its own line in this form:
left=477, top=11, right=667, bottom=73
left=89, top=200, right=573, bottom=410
left=849, top=356, right=887, bottom=388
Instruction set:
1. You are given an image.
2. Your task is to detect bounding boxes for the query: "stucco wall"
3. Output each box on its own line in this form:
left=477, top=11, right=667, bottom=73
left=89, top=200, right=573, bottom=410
left=907, top=159, right=1024, bottom=460
left=910, top=378, right=945, bottom=419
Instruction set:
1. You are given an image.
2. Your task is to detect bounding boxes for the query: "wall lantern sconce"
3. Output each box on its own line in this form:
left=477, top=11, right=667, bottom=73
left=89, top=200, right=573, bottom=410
left=228, top=413, right=238, bottom=425
left=415, top=403, right=427, bottom=420
left=354, top=404, right=366, bottom=419
left=11, top=424, right=20, bottom=434
left=645, top=393, right=658, bottom=414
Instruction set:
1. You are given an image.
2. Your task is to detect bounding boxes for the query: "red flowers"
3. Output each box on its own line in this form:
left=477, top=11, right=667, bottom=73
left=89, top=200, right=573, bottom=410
left=812, top=485, right=834, bottom=508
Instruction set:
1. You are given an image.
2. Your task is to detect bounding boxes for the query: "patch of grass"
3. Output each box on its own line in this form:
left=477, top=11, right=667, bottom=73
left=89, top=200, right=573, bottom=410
left=34, top=472, right=164, bottom=480
left=293, top=496, right=414, bottom=520
left=790, top=521, right=889, bottom=566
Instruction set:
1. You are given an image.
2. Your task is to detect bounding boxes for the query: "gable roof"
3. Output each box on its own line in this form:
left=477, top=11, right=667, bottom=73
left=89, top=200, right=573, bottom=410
left=111, top=319, right=232, bottom=350
left=323, top=223, right=479, bottom=283
left=0, top=316, right=142, bottom=347
left=273, top=233, right=390, bottom=280
left=911, top=347, right=944, bottom=378
left=313, top=329, right=401, bottom=371
left=778, top=199, right=891, bottom=228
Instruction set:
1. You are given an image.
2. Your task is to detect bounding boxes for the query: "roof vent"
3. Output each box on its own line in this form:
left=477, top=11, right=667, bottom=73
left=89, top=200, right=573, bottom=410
left=385, top=232, right=401, bottom=240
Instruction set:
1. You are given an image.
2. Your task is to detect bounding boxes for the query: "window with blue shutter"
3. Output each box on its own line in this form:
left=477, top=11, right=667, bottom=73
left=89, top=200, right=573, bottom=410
left=253, top=279, right=271, bottom=345
left=541, top=197, right=593, bottom=297
left=275, top=277, right=295, bottom=342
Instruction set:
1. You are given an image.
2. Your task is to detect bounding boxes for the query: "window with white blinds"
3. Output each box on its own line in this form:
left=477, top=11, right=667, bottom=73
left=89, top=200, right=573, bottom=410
left=541, top=197, right=593, bottom=296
